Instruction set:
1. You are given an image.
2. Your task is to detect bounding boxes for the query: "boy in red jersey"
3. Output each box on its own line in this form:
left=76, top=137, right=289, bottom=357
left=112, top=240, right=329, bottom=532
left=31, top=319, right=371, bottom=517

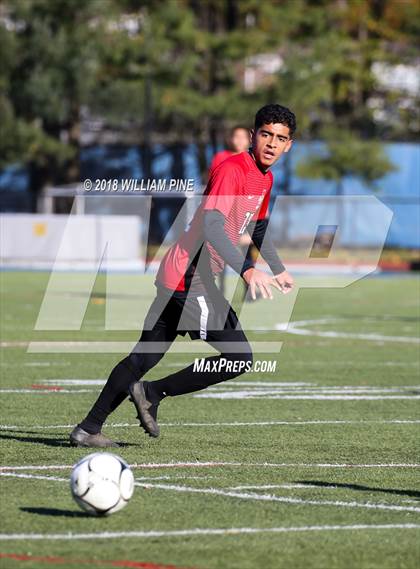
left=209, top=125, right=254, bottom=297
left=70, top=104, right=296, bottom=447
left=209, top=125, right=250, bottom=175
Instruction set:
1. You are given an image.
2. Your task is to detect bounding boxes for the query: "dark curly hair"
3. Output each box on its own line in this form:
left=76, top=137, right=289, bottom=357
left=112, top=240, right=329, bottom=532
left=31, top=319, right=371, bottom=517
left=254, top=104, right=296, bottom=137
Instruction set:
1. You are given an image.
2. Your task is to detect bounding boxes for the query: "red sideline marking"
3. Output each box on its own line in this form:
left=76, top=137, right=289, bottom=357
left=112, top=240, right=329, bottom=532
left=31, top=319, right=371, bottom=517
left=0, top=553, right=196, bottom=568
left=30, top=384, right=63, bottom=391
left=378, top=261, right=410, bottom=271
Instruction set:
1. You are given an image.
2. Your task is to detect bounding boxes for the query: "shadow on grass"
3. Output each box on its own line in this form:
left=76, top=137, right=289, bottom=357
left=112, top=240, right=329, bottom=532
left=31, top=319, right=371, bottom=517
left=0, top=432, right=137, bottom=448
left=20, top=507, right=90, bottom=518
left=296, top=480, right=420, bottom=500
left=0, top=432, right=71, bottom=447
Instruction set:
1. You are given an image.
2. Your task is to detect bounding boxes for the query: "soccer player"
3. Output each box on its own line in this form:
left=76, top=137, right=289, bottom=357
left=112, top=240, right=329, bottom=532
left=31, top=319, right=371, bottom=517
left=70, top=104, right=296, bottom=447
left=209, top=125, right=250, bottom=175
left=209, top=125, right=254, bottom=298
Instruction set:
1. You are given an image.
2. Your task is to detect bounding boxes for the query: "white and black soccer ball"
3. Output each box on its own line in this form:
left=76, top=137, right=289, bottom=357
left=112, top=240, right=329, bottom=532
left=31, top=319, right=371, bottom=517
left=70, top=453, right=134, bottom=516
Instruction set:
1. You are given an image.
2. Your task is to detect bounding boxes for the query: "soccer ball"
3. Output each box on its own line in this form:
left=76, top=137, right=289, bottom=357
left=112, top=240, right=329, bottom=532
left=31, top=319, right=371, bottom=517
left=70, top=452, right=134, bottom=516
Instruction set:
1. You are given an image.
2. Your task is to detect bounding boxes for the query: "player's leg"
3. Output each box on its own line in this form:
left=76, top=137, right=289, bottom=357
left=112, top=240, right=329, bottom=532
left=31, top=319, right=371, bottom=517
left=130, top=294, right=252, bottom=437
left=147, top=310, right=252, bottom=398
left=70, top=295, right=177, bottom=446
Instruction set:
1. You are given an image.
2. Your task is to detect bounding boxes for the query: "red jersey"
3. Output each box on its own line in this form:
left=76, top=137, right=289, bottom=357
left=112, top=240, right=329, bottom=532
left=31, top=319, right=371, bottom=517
left=208, top=149, right=234, bottom=175
left=156, top=151, right=273, bottom=292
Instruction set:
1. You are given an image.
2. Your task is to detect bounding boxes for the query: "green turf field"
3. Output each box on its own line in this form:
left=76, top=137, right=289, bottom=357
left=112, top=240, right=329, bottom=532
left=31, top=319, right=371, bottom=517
left=0, top=271, right=419, bottom=569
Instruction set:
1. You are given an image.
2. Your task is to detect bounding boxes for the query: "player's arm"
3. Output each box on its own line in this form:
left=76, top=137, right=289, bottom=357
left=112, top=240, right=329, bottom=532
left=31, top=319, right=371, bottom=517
left=247, top=219, right=294, bottom=294
left=203, top=210, right=253, bottom=276
left=247, top=218, right=285, bottom=274
left=203, top=210, right=280, bottom=300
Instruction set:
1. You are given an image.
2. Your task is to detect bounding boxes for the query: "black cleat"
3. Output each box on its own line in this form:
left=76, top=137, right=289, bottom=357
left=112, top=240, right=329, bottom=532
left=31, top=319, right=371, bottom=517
left=69, top=426, right=119, bottom=448
left=128, top=380, right=160, bottom=438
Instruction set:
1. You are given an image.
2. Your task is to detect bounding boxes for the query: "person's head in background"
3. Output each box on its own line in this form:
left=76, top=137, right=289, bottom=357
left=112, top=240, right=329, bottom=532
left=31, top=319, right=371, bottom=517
left=228, top=126, right=250, bottom=154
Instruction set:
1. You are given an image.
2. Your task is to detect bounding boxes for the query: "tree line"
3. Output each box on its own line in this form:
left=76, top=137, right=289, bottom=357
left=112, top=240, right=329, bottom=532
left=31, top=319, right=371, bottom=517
left=0, top=0, right=418, bottom=210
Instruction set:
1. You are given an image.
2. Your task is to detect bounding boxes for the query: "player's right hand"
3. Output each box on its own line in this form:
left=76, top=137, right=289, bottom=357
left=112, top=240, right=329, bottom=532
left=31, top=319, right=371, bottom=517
left=242, top=268, right=282, bottom=300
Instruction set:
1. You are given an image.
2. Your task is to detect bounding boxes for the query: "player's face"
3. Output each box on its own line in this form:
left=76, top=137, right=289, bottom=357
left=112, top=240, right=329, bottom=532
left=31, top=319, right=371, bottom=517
left=251, top=123, right=292, bottom=170
left=230, top=128, right=250, bottom=153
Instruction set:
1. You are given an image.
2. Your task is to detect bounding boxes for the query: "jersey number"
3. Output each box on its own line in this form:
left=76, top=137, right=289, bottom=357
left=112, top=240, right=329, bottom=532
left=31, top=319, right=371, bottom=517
left=238, top=211, right=253, bottom=235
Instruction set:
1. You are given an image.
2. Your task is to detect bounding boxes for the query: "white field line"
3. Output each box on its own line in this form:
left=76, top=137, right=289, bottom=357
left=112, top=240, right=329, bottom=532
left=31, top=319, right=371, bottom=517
left=3, top=382, right=420, bottom=397
left=194, top=392, right=420, bottom=400
left=0, top=389, right=95, bottom=394
left=282, top=318, right=420, bottom=344
left=227, top=484, right=337, bottom=490
left=0, top=524, right=419, bottom=541
left=0, top=472, right=67, bottom=482
left=135, top=475, right=215, bottom=481
left=34, top=381, right=420, bottom=390
left=2, top=390, right=418, bottom=398
left=1, top=419, right=419, bottom=431
left=25, top=341, right=282, bottom=354
left=278, top=362, right=420, bottom=367
left=2, top=472, right=418, bottom=515
left=1, top=461, right=419, bottom=472
left=40, top=380, right=314, bottom=387
left=2, top=340, right=284, bottom=353
left=218, top=382, right=313, bottom=387
left=2, top=361, right=416, bottom=368
left=37, top=380, right=420, bottom=395
left=206, top=388, right=415, bottom=393
left=134, top=482, right=420, bottom=513
left=0, top=472, right=212, bottom=483
left=1, top=362, right=69, bottom=367
left=207, top=386, right=420, bottom=393
left=43, top=379, right=105, bottom=386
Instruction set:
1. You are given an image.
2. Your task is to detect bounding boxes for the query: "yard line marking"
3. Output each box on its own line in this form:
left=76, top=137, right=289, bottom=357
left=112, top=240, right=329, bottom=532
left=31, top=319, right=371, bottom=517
left=35, top=380, right=420, bottom=395
left=0, top=472, right=324, bottom=490
left=272, top=362, right=420, bottom=367
left=39, top=381, right=420, bottom=391
left=0, top=389, right=95, bottom=394
left=135, top=482, right=420, bottom=513
left=207, top=386, right=420, bottom=393
left=1, top=419, right=419, bottom=431
left=194, top=392, right=420, bottom=400
left=43, top=379, right=106, bottom=386
left=3, top=384, right=420, bottom=397
left=281, top=318, right=420, bottom=344
left=220, top=381, right=313, bottom=387
left=0, top=524, right=418, bottom=541
left=206, top=389, right=416, bottom=393
left=0, top=472, right=67, bottom=482
left=0, top=462, right=241, bottom=472
left=2, top=474, right=415, bottom=509
left=135, top=475, right=215, bottom=482
left=1, top=462, right=419, bottom=472
left=0, top=472, right=213, bottom=483
left=25, top=341, right=282, bottom=354
left=226, top=484, right=337, bottom=490
left=39, top=380, right=314, bottom=387
left=39, top=380, right=314, bottom=388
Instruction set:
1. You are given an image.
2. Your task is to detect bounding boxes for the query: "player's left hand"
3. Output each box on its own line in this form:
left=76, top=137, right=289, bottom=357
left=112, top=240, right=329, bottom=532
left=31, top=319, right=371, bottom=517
left=273, top=271, right=294, bottom=294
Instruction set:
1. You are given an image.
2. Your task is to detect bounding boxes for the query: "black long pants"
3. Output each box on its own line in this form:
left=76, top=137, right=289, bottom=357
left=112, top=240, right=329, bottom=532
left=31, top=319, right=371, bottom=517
left=79, top=286, right=252, bottom=433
